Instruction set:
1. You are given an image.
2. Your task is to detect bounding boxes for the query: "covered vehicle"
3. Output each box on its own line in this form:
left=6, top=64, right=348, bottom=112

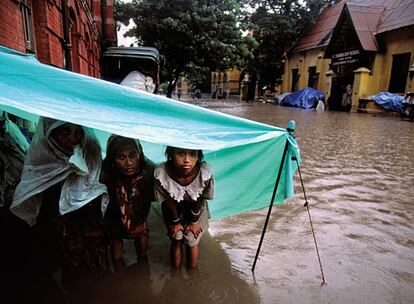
left=280, top=87, right=325, bottom=109
left=101, top=47, right=160, bottom=93
left=372, top=92, right=405, bottom=113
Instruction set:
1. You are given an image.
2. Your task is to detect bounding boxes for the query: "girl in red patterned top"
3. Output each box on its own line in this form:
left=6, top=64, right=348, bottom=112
left=102, top=135, right=155, bottom=270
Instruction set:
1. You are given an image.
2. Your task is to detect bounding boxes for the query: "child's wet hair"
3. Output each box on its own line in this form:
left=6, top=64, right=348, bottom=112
left=103, top=135, right=148, bottom=177
left=165, top=146, right=204, bottom=164
left=107, top=136, right=138, bottom=161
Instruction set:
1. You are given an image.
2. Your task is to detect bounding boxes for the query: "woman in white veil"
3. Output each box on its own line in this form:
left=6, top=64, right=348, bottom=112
left=10, top=117, right=108, bottom=275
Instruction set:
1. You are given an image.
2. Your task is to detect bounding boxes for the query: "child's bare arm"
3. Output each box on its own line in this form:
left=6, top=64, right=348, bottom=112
left=162, top=198, right=180, bottom=223
left=162, top=198, right=183, bottom=237
left=131, top=222, right=147, bottom=238
left=169, top=223, right=184, bottom=238
left=185, top=222, right=203, bottom=239
left=190, top=198, right=203, bottom=224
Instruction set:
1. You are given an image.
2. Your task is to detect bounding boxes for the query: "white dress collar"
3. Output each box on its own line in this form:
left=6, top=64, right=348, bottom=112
left=154, top=162, right=212, bottom=202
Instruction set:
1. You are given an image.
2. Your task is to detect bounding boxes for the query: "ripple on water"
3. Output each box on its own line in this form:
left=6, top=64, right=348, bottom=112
left=187, top=100, right=414, bottom=304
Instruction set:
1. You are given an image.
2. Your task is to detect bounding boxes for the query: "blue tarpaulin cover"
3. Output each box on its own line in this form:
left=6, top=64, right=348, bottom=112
left=372, top=92, right=405, bottom=113
left=0, top=46, right=300, bottom=220
left=280, top=87, right=325, bottom=109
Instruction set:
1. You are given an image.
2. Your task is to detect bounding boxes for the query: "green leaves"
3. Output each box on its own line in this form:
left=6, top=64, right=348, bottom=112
left=114, top=0, right=337, bottom=96
left=243, top=0, right=335, bottom=90
left=116, top=0, right=247, bottom=96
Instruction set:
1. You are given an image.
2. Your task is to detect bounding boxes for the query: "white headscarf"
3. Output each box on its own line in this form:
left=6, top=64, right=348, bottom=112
left=10, top=117, right=108, bottom=226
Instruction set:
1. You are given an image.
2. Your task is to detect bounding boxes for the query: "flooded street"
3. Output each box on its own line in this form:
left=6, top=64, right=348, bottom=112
left=8, top=99, right=414, bottom=304
left=2, top=0, right=414, bottom=302
left=183, top=99, right=414, bottom=304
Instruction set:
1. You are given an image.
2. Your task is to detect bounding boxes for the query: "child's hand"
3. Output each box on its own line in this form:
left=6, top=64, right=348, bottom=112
left=185, top=223, right=203, bottom=239
left=169, top=223, right=184, bottom=238
left=131, top=223, right=146, bottom=238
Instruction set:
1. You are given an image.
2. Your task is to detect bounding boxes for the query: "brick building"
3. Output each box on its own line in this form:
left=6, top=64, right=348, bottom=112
left=0, top=0, right=117, bottom=78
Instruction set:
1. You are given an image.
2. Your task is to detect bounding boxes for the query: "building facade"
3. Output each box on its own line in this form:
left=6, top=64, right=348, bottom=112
left=211, top=69, right=243, bottom=99
left=282, top=0, right=414, bottom=112
left=0, top=0, right=117, bottom=78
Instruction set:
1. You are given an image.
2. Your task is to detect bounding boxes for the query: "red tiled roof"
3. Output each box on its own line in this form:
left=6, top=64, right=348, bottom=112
left=376, top=0, right=414, bottom=33
left=292, top=0, right=414, bottom=53
left=293, top=2, right=344, bottom=53
left=347, top=4, right=384, bottom=51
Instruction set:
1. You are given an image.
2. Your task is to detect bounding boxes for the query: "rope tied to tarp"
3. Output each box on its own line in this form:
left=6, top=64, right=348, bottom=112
left=251, top=138, right=290, bottom=272
left=252, top=121, right=326, bottom=285
left=292, top=155, right=327, bottom=286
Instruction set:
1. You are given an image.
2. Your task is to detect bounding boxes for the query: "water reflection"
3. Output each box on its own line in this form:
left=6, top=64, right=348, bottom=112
left=6, top=100, right=414, bottom=303
left=196, top=100, right=414, bottom=304
left=145, top=204, right=261, bottom=304
left=7, top=203, right=260, bottom=304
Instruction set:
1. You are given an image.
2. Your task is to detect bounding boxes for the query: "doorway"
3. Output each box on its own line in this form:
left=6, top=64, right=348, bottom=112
left=291, top=69, right=299, bottom=92
left=389, top=53, right=411, bottom=93
left=329, top=64, right=355, bottom=111
left=308, top=66, right=319, bottom=89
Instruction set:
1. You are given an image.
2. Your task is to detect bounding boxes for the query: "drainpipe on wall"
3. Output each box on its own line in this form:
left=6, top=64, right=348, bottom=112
left=62, top=0, right=72, bottom=71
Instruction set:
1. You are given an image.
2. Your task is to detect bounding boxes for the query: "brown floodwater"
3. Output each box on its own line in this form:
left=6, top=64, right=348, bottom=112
left=14, top=99, right=414, bottom=304
left=121, top=99, right=414, bottom=304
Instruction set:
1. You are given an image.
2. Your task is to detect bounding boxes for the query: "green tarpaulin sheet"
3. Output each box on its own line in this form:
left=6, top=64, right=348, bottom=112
left=0, top=46, right=300, bottom=219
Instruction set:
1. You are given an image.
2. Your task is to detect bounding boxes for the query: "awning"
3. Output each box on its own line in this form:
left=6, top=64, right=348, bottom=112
left=0, top=45, right=300, bottom=219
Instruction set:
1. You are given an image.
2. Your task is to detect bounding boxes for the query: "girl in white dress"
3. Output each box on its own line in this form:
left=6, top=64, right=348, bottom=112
left=154, top=146, right=214, bottom=269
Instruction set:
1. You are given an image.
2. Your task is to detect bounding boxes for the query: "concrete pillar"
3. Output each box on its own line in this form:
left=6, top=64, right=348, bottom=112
left=353, top=67, right=371, bottom=111
left=298, top=54, right=305, bottom=88
left=324, top=69, right=335, bottom=106
left=281, top=58, right=290, bottom=93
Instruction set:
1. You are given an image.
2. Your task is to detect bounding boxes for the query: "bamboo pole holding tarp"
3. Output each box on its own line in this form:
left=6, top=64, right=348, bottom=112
left=252, top=121, right=296, bottom=272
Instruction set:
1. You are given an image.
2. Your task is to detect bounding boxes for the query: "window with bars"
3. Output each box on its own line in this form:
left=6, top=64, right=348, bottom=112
left=20, top=0, right=36, bottom=53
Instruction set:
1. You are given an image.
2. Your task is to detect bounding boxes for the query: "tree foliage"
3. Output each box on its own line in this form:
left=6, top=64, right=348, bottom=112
left=114, top=1, right=134, bottom=26
left=241, top=0, right=340, bottom=93
left=116, top=0, right=250, bottom=97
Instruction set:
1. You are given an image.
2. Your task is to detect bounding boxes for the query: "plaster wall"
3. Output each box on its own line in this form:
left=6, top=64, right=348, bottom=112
left=211, top=69, right=241, bottom=96
left=352, top=26, right=414, bottom=110
left=379, top=27, right=414, bottom=93
left=282, top=47, right=331, bottom=94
